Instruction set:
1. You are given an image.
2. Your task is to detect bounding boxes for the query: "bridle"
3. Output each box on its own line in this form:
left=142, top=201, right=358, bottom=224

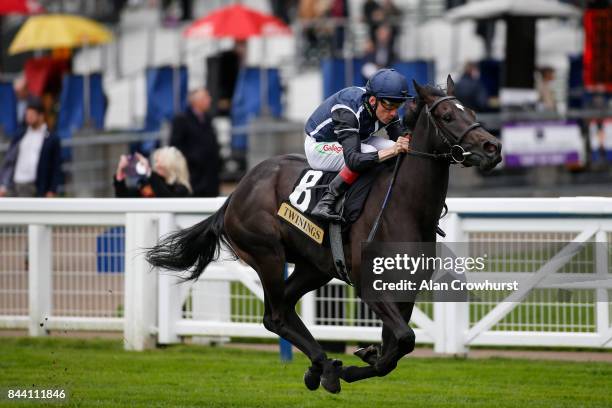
left=368, top=94, right=482, bottom=242
left=408, top=95, right=482, bottom=164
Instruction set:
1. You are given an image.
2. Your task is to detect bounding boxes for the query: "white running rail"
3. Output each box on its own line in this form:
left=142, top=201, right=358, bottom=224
left=0, top=197, right=610, bottom=353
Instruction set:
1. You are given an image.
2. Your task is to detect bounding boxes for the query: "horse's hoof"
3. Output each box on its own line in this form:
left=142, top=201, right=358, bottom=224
left=320, top=359, right=342, bottom=394
left=354, top=344, right=380, bottom=366
left=303, top=365, right=322, bottom=391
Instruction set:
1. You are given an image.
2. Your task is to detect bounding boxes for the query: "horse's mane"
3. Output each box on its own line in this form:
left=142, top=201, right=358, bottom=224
left=402, top=85, right=446, bottom=131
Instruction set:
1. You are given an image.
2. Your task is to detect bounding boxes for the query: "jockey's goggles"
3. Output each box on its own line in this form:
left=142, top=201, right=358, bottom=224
left=379, top=98, right=405, bottom=110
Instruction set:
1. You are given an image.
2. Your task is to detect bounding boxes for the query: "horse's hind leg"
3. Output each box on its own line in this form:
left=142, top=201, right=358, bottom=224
left=268, top=262, right=343, bottom=394
left=236, top=247, right=342, bottom=393
left=283, top=264, right=341, bottom=392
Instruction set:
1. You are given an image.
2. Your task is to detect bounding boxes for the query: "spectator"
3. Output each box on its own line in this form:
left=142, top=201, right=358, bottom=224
left=0, top=98, right=61, bottom=198
left=363, top=1, right=402, bottom=53
left=454, top=62, right=489, bottom=112
left=361, top=24, right=398, bottom=79
left=328, top=0, right=349, bottom=57
left=270, top=0, right=297, bottom=24
left=298, top=0, right=331, bottom=64
left=113, top=147, right=192, bottom=198
left=380, top=0, right=402, bottom=53
left=587, top=85, right=608, bottom=167
left=170, top=88, right=221, bottom=197
left=111, top=0, right=128, bottom=23
left=363, top=0, right=383, bottom=42
left=213, top=40, right=247, bottom=116
left=161, top=0, right=193, bottom=25
left=536, top=66, right=557, bottom=112
left=13, top=75, right=30, bottom=129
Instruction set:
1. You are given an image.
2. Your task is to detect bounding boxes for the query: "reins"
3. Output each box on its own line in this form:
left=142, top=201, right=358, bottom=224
left=366, top=152, right=403, bottom=242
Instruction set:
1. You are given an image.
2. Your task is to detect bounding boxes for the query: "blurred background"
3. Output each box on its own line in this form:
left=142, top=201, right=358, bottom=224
left=0, top=0, right=611, bottom=198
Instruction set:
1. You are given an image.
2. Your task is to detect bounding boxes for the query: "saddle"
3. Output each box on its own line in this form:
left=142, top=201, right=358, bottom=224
left=288, top=168, right=382, bottom=227
left=276, top=167, right=382, bottom=285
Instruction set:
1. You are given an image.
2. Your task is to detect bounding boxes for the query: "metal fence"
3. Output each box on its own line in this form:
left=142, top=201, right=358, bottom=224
left=0, top=197, right=610, bottom=354
left=51, top=225, right=125, bottom=318
left=0, top=225, right=27, bottom=317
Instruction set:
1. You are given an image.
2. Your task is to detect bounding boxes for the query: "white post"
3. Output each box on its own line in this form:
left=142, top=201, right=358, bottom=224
left=157, top=213, right=182, bottom=344
left=191, top=247, right=233, bottom=345
left=435, top=213, right=469, bottom=355
left=433, top=300, right=446, bottom=353
left=301, top=290, right=316, bottom=327
left=28, top=225, right=52, bottom=337
left=191, top=277, right=231, bottom=345
left=124, top=213, right=159, bottom=351
left=595, top=230, right=610, bottom=340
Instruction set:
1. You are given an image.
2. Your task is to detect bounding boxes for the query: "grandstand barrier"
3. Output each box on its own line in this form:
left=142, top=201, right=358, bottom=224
left=0, top=198, right=611, bottom=354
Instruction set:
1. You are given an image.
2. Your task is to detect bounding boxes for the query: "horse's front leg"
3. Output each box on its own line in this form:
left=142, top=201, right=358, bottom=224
left=354, top=301, right=416, bottom=366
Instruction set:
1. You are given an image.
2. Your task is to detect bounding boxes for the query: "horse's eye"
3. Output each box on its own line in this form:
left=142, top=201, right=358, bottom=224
left=442, top=114, right=452, bottom=122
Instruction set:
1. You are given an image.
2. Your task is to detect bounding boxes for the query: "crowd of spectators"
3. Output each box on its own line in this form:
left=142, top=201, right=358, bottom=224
left=0, top=79, right=221, bottom=199
left=1, top=0, right=610, bottom=200
left=113, top=86, right=220, bottom=199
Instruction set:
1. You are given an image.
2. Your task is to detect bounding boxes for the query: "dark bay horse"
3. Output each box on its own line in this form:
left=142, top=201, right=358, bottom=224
left=146, top=76, right=502, bottom=393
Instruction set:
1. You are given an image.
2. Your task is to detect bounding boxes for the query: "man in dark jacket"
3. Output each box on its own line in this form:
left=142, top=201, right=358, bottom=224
left=170, top=88, right=221, bottom=197
left=0, top=98, right=62, bottom=197
left=454, top=62, right=489, bottom=112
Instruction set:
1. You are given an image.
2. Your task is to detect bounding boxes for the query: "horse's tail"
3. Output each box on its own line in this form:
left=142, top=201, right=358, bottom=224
left=146, top=195, right=232, bottom=281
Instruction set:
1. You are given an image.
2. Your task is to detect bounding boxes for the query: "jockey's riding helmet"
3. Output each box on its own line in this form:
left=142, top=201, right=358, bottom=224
left=365, top=68, right=411, bottom=103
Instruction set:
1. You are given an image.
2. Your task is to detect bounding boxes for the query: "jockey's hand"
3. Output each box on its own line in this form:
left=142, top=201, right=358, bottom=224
left=395, top=135, right=411, bottom=154
left=378, top=134, right=411, bottom=162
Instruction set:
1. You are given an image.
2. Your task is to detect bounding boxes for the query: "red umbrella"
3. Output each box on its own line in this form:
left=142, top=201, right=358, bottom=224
left=184, top=4, right=290, bottom=40
left=0, top=0, right=44, bottom=15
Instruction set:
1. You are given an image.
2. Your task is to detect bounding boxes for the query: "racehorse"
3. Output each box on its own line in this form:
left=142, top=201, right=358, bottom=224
left=146, top=76, right=502, bottom=393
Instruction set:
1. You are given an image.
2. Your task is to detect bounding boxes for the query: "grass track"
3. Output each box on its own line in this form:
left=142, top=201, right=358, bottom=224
left=0, top=337, right=611, bottom=408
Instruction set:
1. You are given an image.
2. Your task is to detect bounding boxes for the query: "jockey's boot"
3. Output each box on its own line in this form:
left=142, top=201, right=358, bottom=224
left=311, top=167, right=358, bottom=222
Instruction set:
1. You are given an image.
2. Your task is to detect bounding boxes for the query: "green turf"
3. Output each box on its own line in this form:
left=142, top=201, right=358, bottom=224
left=1, top=338, right=611, bottom=408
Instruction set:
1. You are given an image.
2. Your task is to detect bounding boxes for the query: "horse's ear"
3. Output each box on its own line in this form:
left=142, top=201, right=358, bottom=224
left=446, top=75, right=455, bottom=96
left=413, top=79, right=434, bottom=104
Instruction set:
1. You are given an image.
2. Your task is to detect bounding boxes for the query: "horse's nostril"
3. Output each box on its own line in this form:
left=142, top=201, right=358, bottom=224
left=483, top=141, right=498, bottom=155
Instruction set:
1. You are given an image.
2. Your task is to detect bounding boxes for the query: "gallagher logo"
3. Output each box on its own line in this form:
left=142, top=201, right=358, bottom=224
left=316, top=144, right=343, bottom=154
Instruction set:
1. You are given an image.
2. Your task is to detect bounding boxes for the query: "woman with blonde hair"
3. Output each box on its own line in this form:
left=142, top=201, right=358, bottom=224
left=113, top=146, right=192, bottom=198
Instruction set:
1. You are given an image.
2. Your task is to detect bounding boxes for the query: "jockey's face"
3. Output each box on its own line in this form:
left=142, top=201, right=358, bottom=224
left=369, top=96, right=400, bottom=124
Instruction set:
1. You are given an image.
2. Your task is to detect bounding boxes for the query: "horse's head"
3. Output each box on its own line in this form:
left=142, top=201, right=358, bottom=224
left=411, top=76, right=502, bottom=171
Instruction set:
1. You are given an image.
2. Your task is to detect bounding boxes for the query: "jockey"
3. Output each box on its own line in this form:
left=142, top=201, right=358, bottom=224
left=304, top=68, right=412, bottom=222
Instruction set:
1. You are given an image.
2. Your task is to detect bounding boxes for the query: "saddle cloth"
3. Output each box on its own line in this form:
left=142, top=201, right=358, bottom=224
left=288, top=167, right=381, bottom=225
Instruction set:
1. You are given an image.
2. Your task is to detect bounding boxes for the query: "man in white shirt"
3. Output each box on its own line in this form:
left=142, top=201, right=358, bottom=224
left=0, top=98, right=62, bottom=197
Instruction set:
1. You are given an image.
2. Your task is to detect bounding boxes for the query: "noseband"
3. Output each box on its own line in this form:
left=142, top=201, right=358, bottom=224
left=424, top=95, right=481, bottom=163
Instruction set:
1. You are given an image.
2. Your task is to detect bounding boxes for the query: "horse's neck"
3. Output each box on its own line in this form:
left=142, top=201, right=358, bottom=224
left=408, top=110, right=449, bottom=191
left=389, top=110, right=449, bottom=237
left=411, top=109, right=444, bottom=154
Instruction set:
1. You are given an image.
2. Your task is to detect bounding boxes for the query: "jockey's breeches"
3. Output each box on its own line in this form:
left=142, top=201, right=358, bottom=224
left=304, top=135, right=394, bottom=172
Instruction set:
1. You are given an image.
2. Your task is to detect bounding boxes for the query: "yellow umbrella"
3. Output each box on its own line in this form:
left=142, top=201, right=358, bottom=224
left=9, top=14, right=113, bottom=55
